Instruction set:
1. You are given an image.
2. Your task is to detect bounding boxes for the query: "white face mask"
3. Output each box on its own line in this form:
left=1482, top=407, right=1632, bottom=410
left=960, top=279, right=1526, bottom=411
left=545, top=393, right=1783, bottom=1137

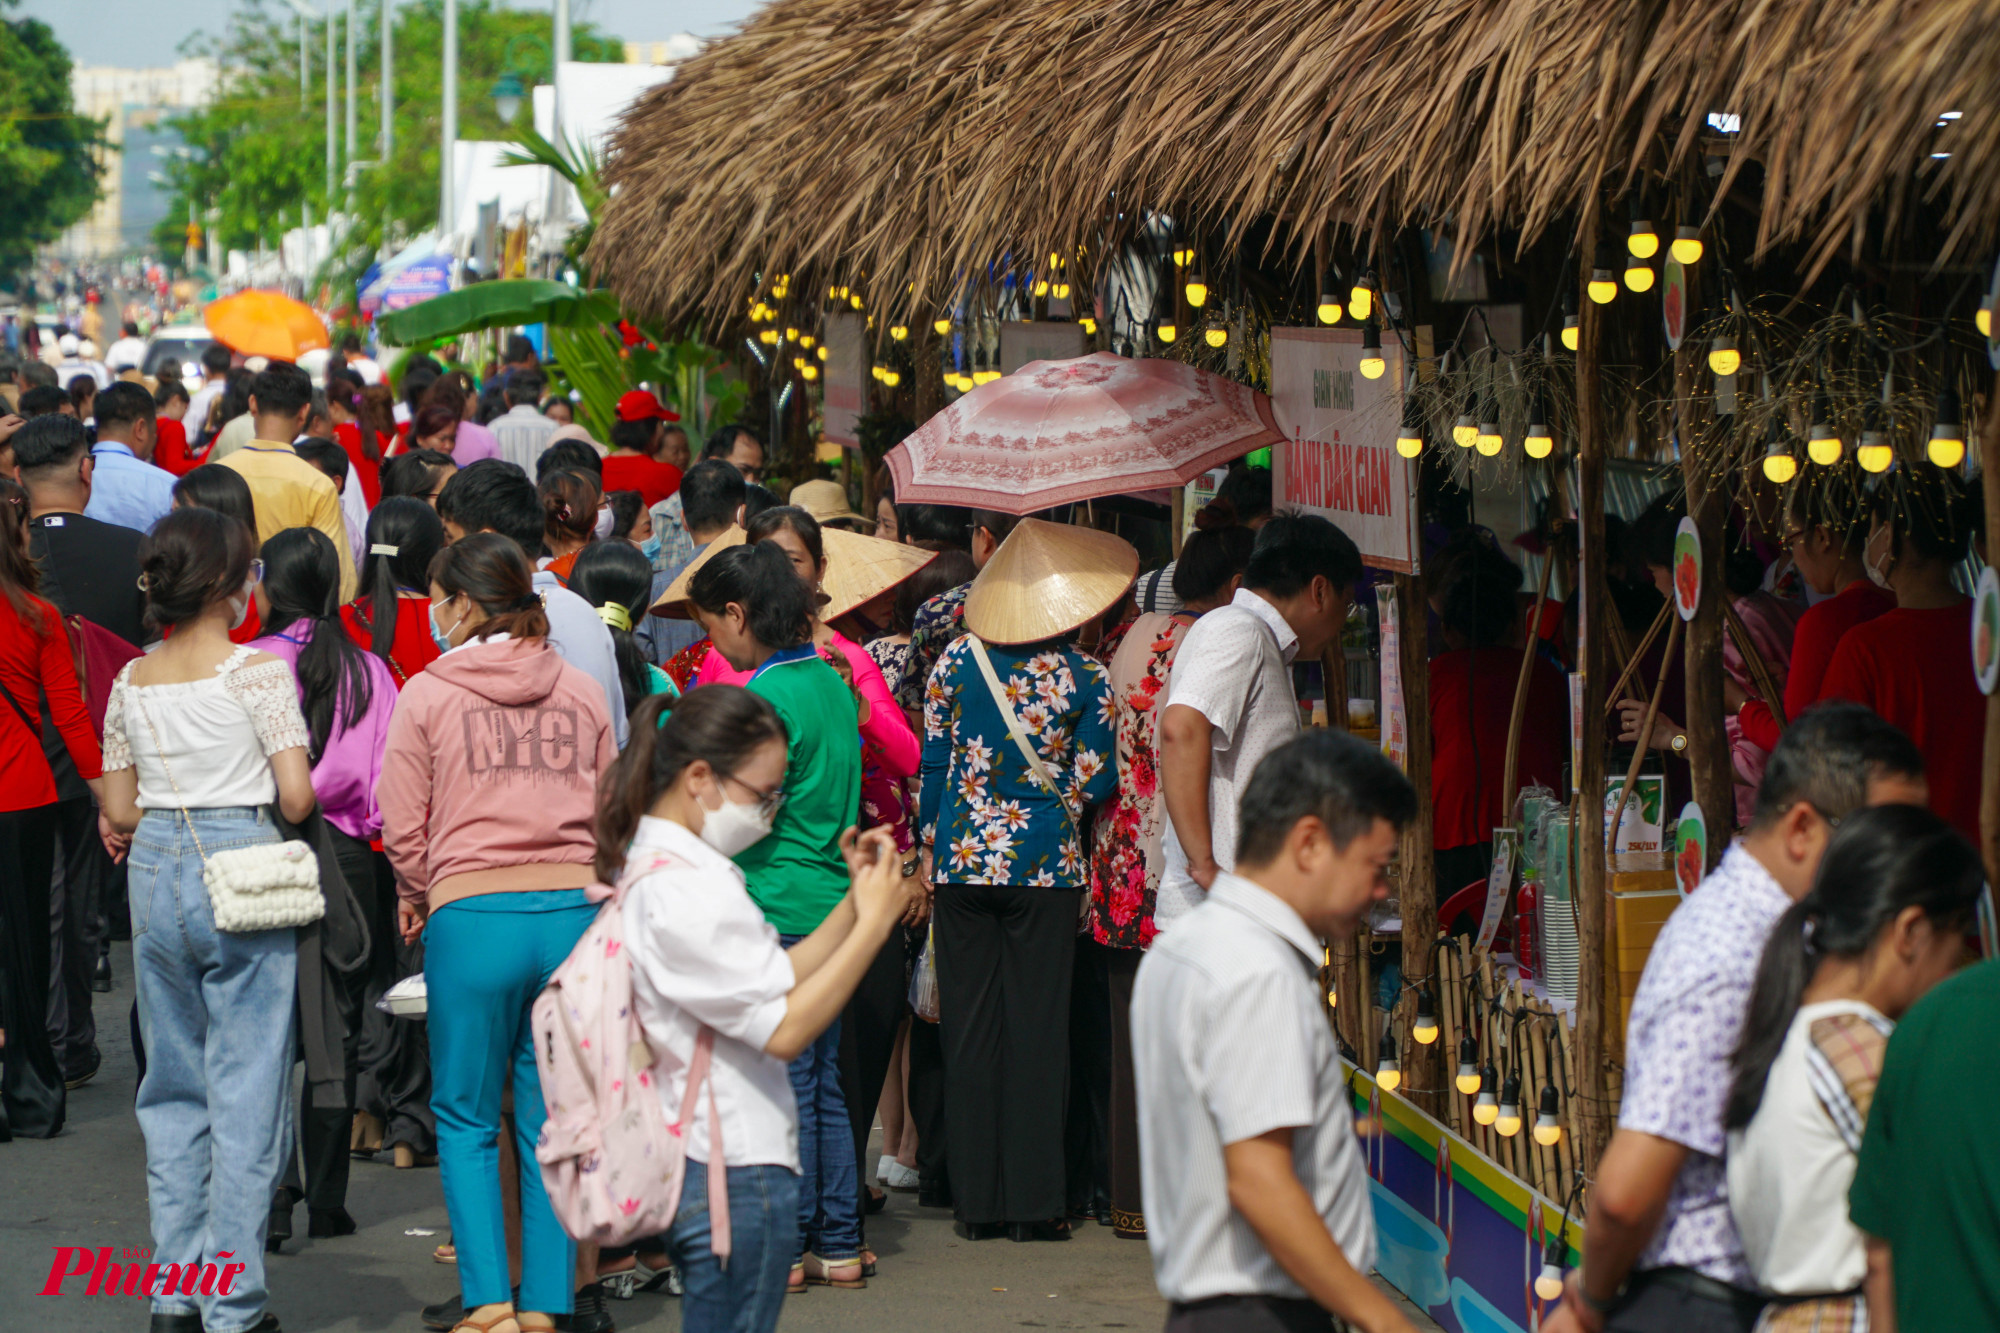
left=1863, top=525, right=1896, bottom=590
left=229, top=577, right=256, bottom=630
left=697, top=791, right=775, bottom=857
left=594, top=504, right=616, bottom=541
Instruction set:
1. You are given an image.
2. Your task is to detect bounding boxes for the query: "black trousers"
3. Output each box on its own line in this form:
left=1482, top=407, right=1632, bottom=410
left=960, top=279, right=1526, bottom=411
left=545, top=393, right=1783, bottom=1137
left=934, top=883, right=1078, bottom=1225
left=0, top=805, right=64, bottom=1139
left=348, top=833, right=435, bottom=1154
left=47, top=795, right=110, bottom=1077
left=906, top=998, right=949, bottom=1198
left=1165, top=1295, right=1336, bottom=1333
left=1065, top=937, right=1112, bottom=1213
left=279, top=828, right=372, bottom=1212
left=1606, top=1268, right=1766, bottom=1333
left=1106, top=945, right=1145, bottom=1235
left=837, top=929, right=907, bottom=1238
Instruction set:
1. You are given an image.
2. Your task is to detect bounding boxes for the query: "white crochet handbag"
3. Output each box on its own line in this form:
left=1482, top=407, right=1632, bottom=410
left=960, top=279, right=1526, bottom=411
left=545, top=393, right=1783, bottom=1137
left=133, top=691, right=324, bottom=933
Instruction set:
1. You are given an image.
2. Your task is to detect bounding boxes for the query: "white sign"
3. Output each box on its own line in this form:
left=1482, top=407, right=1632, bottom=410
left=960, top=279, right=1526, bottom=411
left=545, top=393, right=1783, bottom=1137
left=1474, top=829, right=1518, bottom=953
left=1270, top=328, right=1420, bottom=574
left=822, top=313, right=867, bottom=446
left=999, top=321, right=1086, bottom=376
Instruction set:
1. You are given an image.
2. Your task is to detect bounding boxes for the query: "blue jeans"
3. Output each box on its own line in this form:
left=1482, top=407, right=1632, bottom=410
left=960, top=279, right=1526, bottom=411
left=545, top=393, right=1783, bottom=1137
left=778, top=932, right=862, bottom=1263
left=129, top=807, right=297, bottom=1333
left=426, top=890, right=597, bottom=1317
left=663, top=1159, right=801, bottom=1333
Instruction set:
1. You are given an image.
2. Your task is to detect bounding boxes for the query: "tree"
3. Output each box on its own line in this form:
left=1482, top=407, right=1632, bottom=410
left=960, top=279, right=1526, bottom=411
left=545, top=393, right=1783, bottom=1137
left=0, top=0, right=105, bottom=277
left=153, top=0, right=620, bottom=276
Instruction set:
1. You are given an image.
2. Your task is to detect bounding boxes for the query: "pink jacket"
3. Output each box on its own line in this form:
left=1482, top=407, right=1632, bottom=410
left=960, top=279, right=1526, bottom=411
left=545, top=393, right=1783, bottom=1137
left=379, top=635, right=617, bottom=910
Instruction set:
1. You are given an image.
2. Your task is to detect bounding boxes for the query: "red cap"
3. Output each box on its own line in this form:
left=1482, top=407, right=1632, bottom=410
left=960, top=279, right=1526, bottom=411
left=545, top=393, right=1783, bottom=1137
left=616, top=389, right=680, bottom=423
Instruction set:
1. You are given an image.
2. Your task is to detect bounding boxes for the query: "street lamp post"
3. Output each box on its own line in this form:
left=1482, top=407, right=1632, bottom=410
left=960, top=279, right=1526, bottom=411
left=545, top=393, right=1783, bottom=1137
left=440, top=0, right=456, bottom=239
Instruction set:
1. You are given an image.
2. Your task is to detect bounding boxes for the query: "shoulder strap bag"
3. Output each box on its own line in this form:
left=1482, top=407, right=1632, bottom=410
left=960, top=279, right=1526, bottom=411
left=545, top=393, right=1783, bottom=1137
left=966, top=635, right=1079, bottom=843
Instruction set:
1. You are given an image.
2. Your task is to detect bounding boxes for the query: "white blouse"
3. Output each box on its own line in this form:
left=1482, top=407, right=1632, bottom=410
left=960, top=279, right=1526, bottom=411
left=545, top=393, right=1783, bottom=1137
left=103, top=645, right=311, bottom=811
left=621, top=816, right=800, bottom=1170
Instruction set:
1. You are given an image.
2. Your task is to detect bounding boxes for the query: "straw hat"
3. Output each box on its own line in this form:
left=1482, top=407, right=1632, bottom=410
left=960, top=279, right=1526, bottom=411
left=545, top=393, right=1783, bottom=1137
left=648, top=524, right=937, bottom=621
left=790, top=478, right=869, bottom=529
left=962, top=518, right=1139, bottom=645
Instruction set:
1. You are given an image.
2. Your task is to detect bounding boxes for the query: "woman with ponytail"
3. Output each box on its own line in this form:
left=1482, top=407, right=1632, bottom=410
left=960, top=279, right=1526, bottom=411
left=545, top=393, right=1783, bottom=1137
left=248, top=526, right=400, bottom=1239
left=537, top=467, right=601, bottom=586
left=567, top=539, right=676, bottom=719
left=605, top=686, right=911, bottom=1332
left=378, top=532, right=617, bottom=1333
left=1725, top=803, right=1980, bottom=1332
left=341, top=497, right=447, bottom=687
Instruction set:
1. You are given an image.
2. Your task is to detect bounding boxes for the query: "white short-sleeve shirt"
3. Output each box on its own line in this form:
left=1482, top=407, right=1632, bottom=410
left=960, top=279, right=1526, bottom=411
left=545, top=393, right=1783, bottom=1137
left=622, top=816, right=800, bottom=1170
left=1131, top=871, right=1373, bottom=1302
left=1155, top=588, right=1299, bottom=931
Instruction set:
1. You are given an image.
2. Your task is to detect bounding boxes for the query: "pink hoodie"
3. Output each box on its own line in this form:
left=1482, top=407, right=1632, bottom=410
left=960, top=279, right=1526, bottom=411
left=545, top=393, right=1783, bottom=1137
left=379, top=635, right=617, bottom=910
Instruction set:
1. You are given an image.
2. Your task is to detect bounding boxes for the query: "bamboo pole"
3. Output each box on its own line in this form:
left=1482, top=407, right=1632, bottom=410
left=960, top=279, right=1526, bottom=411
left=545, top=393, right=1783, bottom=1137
left=1573, top=249, right=1614, bottom=1175
left=1395, top=569, right=1446, bottom=1116
left=1981, top=373, right=2000, bottom=888
left=1608, top=615, right=1685, bottom=852
left=1501, top=541, right=1558, bottom=813
left=1602, top=598, right=1672, bottom=714
left=1723, top=598, right=1788, bottom=732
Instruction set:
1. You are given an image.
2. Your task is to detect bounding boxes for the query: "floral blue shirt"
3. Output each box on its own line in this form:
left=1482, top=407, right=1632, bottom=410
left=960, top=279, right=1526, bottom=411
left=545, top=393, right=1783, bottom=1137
left=919, top=636, right=1117, bottom=888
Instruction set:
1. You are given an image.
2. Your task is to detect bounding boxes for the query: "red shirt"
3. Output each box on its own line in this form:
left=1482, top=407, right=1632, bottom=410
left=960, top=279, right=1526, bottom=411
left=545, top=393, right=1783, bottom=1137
left=341, top=595, right=441, bottom=688
left=1429, top=644, right=1569, bottom=851
left=599, top=454, right=683, bottom=509
left=335, top=422, right=384, bottom=507
left=0, top=596, right=103, bottom=812
left=1738, top=580, right=1895, bottom=752
left=1818, top=601, right=1983, bottom=840
left=153, top=416, right=202, bottom=476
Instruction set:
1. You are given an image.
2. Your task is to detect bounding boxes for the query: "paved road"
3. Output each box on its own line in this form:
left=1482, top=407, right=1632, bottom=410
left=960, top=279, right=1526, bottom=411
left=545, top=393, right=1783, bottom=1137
left=6, top=944, right=1437, bottom=1331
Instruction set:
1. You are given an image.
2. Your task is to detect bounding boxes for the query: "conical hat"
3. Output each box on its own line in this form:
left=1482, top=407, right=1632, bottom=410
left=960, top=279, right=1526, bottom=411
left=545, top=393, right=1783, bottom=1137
left=962, top=518, right=1139, bottom=645
left=649, top=525, right=746, bottom=619
left=820, top=527, right=937, bottom=620
left=648, top=524, right=937, bottom=621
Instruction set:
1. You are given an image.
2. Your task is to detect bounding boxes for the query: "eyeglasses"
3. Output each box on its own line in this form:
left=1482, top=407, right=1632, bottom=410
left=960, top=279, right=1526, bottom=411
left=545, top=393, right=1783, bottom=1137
left=721, top=772, right=787, bottom=820
left=247, top=558, right=265, bottom=585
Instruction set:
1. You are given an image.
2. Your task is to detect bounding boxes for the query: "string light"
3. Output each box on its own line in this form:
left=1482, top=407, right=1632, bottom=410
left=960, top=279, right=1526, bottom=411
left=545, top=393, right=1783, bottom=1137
left=1670, top=226, right=1705, bottom=264
left=849, top=293, right=864, bottom=310
left=1472, top=1064, right=1500, bottom=1125
left=1761, top=436, right=1798, bottom=484
left=1524, top=395, right=1554, bottom=458
left=883, top=369, right=901, bottom=388
left=1587, top=268, right=1618, bottom=304
left=1375, top=1020, right=1401, bottom=1093
left=1349, top=271, right=1375, bottom=323
left=1079, top=317, right=1097, bottom=335
left=890, top=325, right=908, bottom=341
left=1157, top=321, right=1178, bottom=344
left=1978, top=299, right=1993, bottom=339
left=1533, top=1084, right=1563, bottom=1146
left=1033, top=279, right=1050, bottom=299
left=1475, top=403, right=1503, bottom=456
left=1535, top=1235, right=1567, bottom=1302
left=1708, top=336, right=1740, bottom=377
left=799, top=334, right=815, bottom=348
left=1317, top=284, right=1344, bottom=325
left=816, top=345, right=830, bottom=362
left=1856, top=403, right=1892, bottom=473
left=1358, top=322, right=1385, bottom=380
left=871, top=364, right=886, bottom=382
left=1171, top=244, right=1194, bottom=267
left=1454, top=1037, right=1481, bottom=1095
left=1807, top=395, right=1842, bottom=465
left=1623, top=257, right=1654, bottom=292
left=1453, top=397, right=1479, bottom=449
left=1412, top=991, right=1438, bottom=1045
left=1929, top=391, right=1966, bottom=468
left=1561, top=315, right=1580, bottom=351
left=1627, top=219, right=1659, bottom=259
left=784, top=326, right=799, bottom=341
left=1204, top=324, right=1228, bottom=348
left=801, top=364, right=818, bottom=381
left=757, top=329, right=779, bottom=345
left=1495, top=1073, right=1523, bottom=1137
left=933, top=318, right=951, bottom=335
left=1054, top=283, right=1071, bottom=300
left=1185, top=273, right=1208, bottom=307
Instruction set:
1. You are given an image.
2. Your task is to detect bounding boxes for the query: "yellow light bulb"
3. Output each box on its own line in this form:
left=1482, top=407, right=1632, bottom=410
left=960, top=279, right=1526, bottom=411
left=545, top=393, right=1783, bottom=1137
left=1807, top=432, right=1843, bottom=466
left=933, top=318, right=951, bottom=335
left=1561, top=318, right=1580, bottom=351
left=1524, top=430, right=1554, bottom=459
left=758, top=329, right=778, bottom=345
left=1473, top=1097, right=1499, bottom=1127
left=1185, top=280, right=1207, bottom=308
left=816, top=345, right=829, bottom=362
left=890, top=325, right=908, bottom=341
left=1708, top=341, right=1740, bottom=376
left=1496, top=1111, right=1522, bottom=1138
left=1172, top=246, right=1193, bottom=267
left=1762, top=451, right=1798, bottom=483
left=976, top=369, right=1000, bottom=386
left=784, top=326, right=798, bottom=341
left=1359, top=352, right=1386, bottom=380
left=1033, top=280, right=1050, bottom=298
left=1670, top=228, right=1704, bottom=264
left=1627, top=222, right=1659, bottom=259
left=1079, top=317, right=1097, bottom=335
left=1979, top=306, right=1993, bottom=338
left=1535, top=1267, right=1565, bottom=1302
left=1376, top=1060, right=1401, bottom=1093
left=1348, top=284, right=1373, bottom=322
left=1204, top=327, right=1227, bottom=348
left=884, top=370, right=900, bottom=387
left=1475, top=430, right=1503, bottom=457
left=1455, top=1067, right=1481, bottom=1095
left=1396, top=433, right=1423, bottom=459
left=1533, top=1118, right=1563, bottom=1148
left=1452, top=418, right=1478, bottom=448
left=1857, top=442, right=1893, bottom=473
left=800, top=334, right=815, bottom=348
left=1050, top=282, right=1067, bottom=299
left=871, top=366, right=884, bottom=381
left=1157, top=323, right=1177, bottom=344
left=1412, top=1016, right=1439, bottom=1045
left=1929, top=433, right=1966, bottom=468
left=850, top=294, right=864, bottom=310
left=801, top=364, right=818, bottom=381
left=1587, top=272, right=1617, bottom=304
left=1623, top=262, right=1654, bottom=293
left=1317, top=299, right=1343, bottom=325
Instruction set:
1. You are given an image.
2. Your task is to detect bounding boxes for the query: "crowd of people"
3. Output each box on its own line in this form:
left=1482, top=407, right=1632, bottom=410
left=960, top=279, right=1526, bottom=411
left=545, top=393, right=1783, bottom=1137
left=0, top=327, right=1993, bottom=1333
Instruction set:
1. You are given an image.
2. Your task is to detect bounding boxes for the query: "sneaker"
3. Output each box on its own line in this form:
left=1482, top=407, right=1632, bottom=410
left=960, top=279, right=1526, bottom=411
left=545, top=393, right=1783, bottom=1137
left=64, top=1048, right=102, bottom=1090
left=562, top=1281, right=616, bottom=1333
left=881, top=1160, right=921, bottom=1191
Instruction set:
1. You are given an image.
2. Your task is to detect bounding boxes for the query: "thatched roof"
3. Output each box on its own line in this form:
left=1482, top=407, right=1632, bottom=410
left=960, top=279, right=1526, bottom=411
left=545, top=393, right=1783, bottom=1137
left=591, top=0, right=2000, bottom=326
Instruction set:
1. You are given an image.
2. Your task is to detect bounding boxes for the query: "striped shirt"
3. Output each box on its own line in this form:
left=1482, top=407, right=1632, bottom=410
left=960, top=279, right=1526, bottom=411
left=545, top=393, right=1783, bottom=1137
left=490, top=403, right=558, bottom=474
left=1131, top=870, right=1374, bottom=1303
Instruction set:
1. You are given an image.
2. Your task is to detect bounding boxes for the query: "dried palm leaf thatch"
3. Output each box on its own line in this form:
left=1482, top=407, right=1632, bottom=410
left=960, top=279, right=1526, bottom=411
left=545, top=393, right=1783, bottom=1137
left=591, top=0, right=2000, bottom=328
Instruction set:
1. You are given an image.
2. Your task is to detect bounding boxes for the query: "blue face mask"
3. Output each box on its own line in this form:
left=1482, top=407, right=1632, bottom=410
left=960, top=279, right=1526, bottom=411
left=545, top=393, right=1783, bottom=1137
left=429, top=598, right=459, bottom=653
left=639, top=534, right=663, bottom=564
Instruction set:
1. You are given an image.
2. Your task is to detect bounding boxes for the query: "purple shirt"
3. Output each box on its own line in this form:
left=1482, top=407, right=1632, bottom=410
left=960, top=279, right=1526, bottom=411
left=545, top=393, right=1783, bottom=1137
left=449, top=418, right=502, bottom=464
left=249, top=623, right=399, bottom=841
left=1618, top=841, right=1792, bottom=1287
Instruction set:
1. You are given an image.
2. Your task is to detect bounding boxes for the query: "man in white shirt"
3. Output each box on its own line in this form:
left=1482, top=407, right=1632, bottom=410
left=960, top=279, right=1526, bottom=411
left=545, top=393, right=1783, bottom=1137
left=1133, top=729, right=1419, bottom=1333
left=185, top=343, right=234, bottom=435
left=54, top=334, right=108, bottom=391
left=1157, top=513, right=1363, bottom=932
left=488, top=370, right=557, bottom=473
left=105, top=322, right=149, bottom=374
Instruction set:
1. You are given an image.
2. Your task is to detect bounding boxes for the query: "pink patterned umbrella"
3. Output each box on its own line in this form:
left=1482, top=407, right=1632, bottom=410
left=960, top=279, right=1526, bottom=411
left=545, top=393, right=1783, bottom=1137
left=883, top=352, right=1283, bottom=515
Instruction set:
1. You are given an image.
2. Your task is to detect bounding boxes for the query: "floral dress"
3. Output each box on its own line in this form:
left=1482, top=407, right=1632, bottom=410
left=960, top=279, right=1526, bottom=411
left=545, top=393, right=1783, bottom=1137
left=1086, top=613, right=1194, bottom=949
left=918, top=637, right=1117, bottom=887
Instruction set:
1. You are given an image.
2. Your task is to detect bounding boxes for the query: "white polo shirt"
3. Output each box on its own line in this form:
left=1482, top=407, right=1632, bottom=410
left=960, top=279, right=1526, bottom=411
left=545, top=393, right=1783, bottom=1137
left=1156, top=588, right=1300, bottom=931
left=1132, top=871, right=1374, bottom=1303
left=622, top=816, right=800, bottom=1169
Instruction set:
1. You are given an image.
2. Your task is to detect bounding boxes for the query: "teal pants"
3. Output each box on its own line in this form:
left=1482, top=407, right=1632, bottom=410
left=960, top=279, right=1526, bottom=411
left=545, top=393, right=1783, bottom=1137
left=426, top=890, right=597, bottom=1316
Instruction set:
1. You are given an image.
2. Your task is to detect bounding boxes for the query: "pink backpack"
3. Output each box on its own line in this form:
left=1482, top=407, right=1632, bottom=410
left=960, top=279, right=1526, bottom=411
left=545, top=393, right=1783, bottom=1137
left=532, top=853, right=731, bottom=1258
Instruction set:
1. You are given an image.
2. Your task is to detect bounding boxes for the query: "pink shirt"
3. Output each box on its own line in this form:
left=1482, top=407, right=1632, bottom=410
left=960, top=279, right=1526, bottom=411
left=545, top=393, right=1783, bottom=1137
left=694, top=631, right=919, bottom=780
left=448, top=418, right=502, bottom=464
